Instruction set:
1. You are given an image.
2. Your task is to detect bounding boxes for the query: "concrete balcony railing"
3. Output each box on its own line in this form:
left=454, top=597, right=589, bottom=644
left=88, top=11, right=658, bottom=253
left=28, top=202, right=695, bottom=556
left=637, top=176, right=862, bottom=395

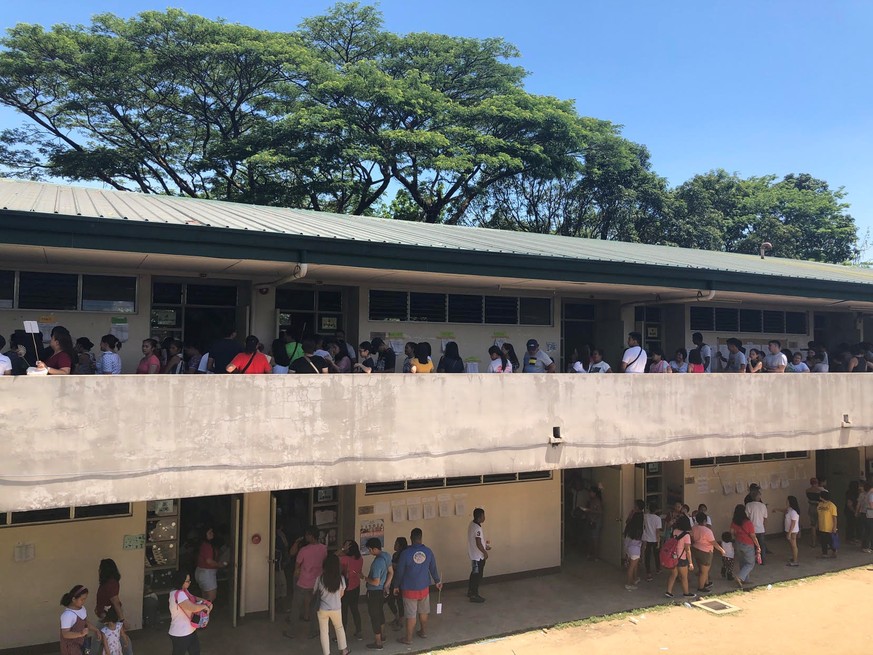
left=2, top=373, right=872, bottom=511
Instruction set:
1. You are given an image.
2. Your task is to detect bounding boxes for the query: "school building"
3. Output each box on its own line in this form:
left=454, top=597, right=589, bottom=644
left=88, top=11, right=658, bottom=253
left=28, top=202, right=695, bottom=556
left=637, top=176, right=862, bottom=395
left=1, top=179, right=872, bottom=650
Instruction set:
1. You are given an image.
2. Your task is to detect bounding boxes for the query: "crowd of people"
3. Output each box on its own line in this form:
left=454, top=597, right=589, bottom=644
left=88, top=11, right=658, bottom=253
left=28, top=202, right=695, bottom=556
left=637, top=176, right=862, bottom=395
left=611, top=476, right=873, bottom=600
left=5, top=323, right=871, bottom=378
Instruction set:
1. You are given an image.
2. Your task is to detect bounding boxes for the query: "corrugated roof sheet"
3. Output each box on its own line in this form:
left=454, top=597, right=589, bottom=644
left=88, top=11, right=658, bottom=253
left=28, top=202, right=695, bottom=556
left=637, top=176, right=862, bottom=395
left=1, top=178, right=871, bottom=287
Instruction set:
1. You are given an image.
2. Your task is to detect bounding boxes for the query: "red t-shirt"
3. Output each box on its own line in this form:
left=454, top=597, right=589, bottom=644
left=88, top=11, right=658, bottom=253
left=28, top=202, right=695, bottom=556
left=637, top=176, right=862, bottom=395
left=732, top=519, right=756, bottom=545
left=340, top=555, right=363, bottom=591
left=228, top=352, right=272, bottom=374
left=46, top=351, right=73, bottom=372
left=95, top=579, right=119, bottom=618
left=197, top=541, right=218, bottom=569
left=136, top=354, right=160, bottom=374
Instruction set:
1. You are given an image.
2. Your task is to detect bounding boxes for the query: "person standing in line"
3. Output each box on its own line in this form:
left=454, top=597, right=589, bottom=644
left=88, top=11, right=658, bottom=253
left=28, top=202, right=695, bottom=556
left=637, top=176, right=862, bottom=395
left=194, top=527, right=227, bottom=604
left=362, top=538, right=392, bottom=650
left=99, top=606, right=131, bottom=655
left=844, top=480, right=861, bottom=545
left=745, top=490, right=769, bottom=565
left=394, top=528, right=442, bottom=645
left=285, top=527, right=327, bottom=639
left=623, top=500, right=645, bottom=590
left=501, top=342, right=521, bottom=373
left=691, top=511, right=725, bottom=593
left=207, top=326, right=242, bottom=374
left=522, top=339, right=556, bottom=373
left=96, top=335, right=123, bottom=375
left=718, top=338, right=747, bottom=373
left=370, top=337, right=397, bottom=373
left=861, top=480, right=873, bottom=553
left=437, top=341, right=465, bottom=373
left=313, top=553, right=351, bottom=655
left=487, top=345, right=512, bottom=373
left=664, top=514, right=694, bottom=599
left=581, top=486, right=604, bottom=561
left=642, top=502, right=663, bottom=581
left=402, top=342, right=417, bottom=373
left=386, top=537, right=408, bottom=629
left=339, top=540, right=364, bottom=639
left=95, top=558, right=126, bottom=629
left=730, top=504, right=761, bottom=589
left=588, top=348, right=612, bottom=373
left=647, top=348, right=672, bottom=373
left=763, top=339, right=788, bottom=373
left=168, top=571, right=211, bottom=655
left=620, top=332, right=647, bottom=373
left=59, top=585, right=104, bottom=655
left=691, top=332, right=712, bottom=372
left=806, top=478, right=823, bottom=548
left=775, top=495, right=802, bottom=566
left=816, top=490, right=839, bottom=559
left=669, top=348, right=688, bottom=373
left=467, top=508, right=491, bottom=602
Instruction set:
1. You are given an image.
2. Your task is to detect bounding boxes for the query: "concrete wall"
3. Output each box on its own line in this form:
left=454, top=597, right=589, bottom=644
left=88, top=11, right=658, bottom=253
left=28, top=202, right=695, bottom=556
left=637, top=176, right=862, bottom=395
left=682, top=457, right=817, bottom=540
left=353, top=476, right=561, bottom=585
left=0, top=503, right=146, bottom=650
left=3, top=374, right=873, bottom=512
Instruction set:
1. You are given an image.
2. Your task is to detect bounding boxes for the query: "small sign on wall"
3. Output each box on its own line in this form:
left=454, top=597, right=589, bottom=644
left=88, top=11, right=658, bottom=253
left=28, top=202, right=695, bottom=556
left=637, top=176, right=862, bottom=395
left=123, top=534, right=146, bottom=550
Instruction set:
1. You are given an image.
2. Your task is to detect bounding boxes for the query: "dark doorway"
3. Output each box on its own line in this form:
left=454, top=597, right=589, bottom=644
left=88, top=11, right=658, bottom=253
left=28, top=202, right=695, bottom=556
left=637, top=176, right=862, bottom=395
left=561, top=302, right=595, bottom=372
left=184, top=307, right=237, bottom=350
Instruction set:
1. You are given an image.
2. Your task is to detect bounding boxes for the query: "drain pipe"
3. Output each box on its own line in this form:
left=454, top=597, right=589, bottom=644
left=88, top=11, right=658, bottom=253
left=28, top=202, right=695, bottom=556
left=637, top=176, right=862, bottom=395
left=255, top=262, right=309, bottom=293
left=620, top=289, right=716, bottom=310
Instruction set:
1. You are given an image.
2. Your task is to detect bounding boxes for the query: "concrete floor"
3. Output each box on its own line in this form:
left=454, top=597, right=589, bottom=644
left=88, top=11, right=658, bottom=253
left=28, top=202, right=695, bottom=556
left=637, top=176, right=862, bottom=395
left=27, top=543, right=873, bottom=655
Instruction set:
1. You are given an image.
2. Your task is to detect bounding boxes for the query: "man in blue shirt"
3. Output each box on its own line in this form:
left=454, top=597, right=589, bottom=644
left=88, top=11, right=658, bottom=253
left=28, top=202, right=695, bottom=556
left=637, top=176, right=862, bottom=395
left=363, top=538, right=392, bottom=650
left=394, top=528, right=442, bottom=645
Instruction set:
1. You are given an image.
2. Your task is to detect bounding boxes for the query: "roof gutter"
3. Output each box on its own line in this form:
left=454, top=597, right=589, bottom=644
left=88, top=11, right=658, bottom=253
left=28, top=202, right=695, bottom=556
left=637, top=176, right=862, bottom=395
left=620, top=289, right=716, bottom=309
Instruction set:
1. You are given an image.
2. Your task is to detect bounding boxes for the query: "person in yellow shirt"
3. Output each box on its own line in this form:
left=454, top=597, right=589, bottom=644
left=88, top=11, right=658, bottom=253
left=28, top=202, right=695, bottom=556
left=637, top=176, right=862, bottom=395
left=816, top=490, right=839, bottom=559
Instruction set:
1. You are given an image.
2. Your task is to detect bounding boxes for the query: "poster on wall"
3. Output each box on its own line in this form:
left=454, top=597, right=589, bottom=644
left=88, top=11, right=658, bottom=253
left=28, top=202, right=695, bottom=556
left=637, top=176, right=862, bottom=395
left=438, top=494, right=452, bottom=517
left=407, top=497, right=423, bottom=522
left=454, top=494, right=467, bottom=517
left=391, top=500, right=406, bottom=523
left=422, top=497, right=437, bottom=520
left=360, top=519, right=384, bottom=547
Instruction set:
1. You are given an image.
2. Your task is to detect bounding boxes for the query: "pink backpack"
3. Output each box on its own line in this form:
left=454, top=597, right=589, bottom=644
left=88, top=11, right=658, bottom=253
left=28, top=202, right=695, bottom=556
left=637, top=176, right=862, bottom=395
left=659, top=531, right=688, bottom=570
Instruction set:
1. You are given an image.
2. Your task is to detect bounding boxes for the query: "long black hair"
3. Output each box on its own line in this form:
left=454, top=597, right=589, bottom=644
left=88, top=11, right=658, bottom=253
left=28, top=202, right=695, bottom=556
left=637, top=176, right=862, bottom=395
left=502, top=343, right=520, bottom=371
left=99, top=558, right=121, bottom=586
left=731, top=504, right=748, bottom=526
left=53, top=328, right=76, bottom=371
left=321, top=553, right=342, bottom=593
left=344, top=539, right=361, bottom=560
left=787, top=495, right=801, bottom=514
left=488, top=345, right=508, bottom=371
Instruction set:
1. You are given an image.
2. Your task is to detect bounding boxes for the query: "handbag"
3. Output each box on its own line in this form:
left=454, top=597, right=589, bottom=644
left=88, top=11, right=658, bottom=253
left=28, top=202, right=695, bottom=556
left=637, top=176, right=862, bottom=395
left=235, top=351, right=257, bottom=374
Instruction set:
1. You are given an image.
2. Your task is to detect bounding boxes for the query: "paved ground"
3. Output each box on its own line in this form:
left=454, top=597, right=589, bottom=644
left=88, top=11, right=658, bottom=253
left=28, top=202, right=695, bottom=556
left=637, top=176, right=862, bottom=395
left=447, top=565, right=873, bottom=655
left=24, top=540, right=873, bottom=654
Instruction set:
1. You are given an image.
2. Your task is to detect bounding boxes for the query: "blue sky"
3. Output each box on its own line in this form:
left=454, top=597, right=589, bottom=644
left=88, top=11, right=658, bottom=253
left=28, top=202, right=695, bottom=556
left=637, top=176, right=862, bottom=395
left=2, top=1, right=872, bottom=242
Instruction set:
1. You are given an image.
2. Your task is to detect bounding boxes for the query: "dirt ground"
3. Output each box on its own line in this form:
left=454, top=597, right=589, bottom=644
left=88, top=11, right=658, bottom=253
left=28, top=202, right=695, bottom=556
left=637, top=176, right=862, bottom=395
left=444, top=566, right=872, bottom=655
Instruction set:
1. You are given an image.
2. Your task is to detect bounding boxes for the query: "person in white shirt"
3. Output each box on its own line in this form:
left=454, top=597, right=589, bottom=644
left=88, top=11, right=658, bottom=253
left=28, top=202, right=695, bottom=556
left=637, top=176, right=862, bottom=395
left=691, top=333, right=712, bottom=372
left=589, top=348, right=611, bottom=373
left=642, top=502, right=663, bottom=581
left=763, top=340, right=788, bottom=373
left=788, top=351, right=810, bottom=373
left=775, top=495, right=802, bottom=566
left=0, top=335, right=11, bottom=375
left=467, top=508, right=490, bottom=603
left=620, top=332, right=647, bottom=374
left=718, top=338, right=747, bottom=373
left=745, top=490, right=769, bottom=564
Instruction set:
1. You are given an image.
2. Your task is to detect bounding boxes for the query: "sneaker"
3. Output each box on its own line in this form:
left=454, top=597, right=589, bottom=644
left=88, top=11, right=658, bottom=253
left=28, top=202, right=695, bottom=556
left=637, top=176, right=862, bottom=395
left=469, top=596, right=486, bottom=603
left=645, top=575, right=653, bottom=582
left=787, top=561, right=799, bottom=567
left=664, top=592, right=674, bottom=598
left=683, top=593, right=696, bottom=598
left=862, top=548, right=872, bottom=553
left=624, top=584, right=637, bottom=591
left=703, top=581, right=713, bottom=590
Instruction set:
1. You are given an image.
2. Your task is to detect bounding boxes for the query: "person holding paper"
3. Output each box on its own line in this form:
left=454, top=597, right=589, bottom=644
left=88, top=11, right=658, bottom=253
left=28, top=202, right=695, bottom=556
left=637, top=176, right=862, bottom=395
left=36, top=326, right=74, bottom=375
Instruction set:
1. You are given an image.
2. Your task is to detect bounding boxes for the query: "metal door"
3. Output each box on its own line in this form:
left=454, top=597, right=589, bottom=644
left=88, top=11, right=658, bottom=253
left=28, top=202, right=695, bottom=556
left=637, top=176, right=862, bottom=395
left=591, top=466, right=624, bottom=568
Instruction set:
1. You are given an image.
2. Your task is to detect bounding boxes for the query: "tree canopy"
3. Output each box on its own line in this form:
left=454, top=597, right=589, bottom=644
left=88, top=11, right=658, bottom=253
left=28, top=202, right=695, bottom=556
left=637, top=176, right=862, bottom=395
left=0, top=3, right=859, bottom=263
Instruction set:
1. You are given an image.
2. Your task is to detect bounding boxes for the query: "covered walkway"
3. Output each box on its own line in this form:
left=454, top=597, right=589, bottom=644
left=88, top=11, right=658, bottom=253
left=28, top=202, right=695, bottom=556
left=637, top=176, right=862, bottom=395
left=16, top=544, right=873, bottom=655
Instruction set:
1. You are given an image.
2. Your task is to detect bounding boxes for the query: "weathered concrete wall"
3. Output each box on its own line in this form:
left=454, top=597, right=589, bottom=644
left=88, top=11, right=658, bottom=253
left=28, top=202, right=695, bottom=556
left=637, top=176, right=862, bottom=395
left=1, top=374, right=872, bottom=512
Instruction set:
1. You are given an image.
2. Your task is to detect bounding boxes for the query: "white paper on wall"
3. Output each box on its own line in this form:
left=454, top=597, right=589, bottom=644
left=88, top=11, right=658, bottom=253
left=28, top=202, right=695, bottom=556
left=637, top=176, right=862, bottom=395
left=391, top=500, right=406, bottom=523
left=406, top=498, right=422, bottom=522
left=735, top=481, right=744, bottom=494
left=422, top=497, right=437, bottom=520
left=438, top=494, right=452, bottom=518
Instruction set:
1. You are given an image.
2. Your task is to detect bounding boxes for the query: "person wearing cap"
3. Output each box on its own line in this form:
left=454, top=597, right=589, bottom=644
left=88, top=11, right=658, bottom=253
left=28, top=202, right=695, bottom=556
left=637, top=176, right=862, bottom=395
left=718, top=338, right=747, bottom=373
left=522, top=339, right=555, bottom=373
left=620, top=332, right=647, bottom=374
left=370, top=338, right=397, bottom=373
left=362, top=538, right=393, bottom=650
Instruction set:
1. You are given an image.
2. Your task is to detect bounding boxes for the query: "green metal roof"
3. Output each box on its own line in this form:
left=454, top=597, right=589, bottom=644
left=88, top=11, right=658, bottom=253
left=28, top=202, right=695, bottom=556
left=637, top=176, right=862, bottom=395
left=1, top=179, right=871, bottom=300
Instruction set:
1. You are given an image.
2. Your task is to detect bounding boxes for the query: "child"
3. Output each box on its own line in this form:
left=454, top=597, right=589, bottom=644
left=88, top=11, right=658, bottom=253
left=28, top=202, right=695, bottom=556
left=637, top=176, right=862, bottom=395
left=96, top=335, right=123, bottom=375
left=354, top=341, right=375, bottom=373
left=697, top=504, right=712, bottom=526
left=719, top=531, right=735, bottom=580
left=100, top=606, right=130, bottom=655
left=75, top=337, right=97, bottom=375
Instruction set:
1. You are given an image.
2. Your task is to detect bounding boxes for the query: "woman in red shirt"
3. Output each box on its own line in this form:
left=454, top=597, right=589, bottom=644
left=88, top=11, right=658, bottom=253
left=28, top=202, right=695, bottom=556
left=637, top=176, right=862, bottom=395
left=226, top=335, right=272, bottom=374
left=37, top=328, right=75, bottom=375
left=136, top=339, right=161, bottom=374
left=730, top=504, right=761, bottom=588
left=194, top=527, right=227, bottom=603
left=339, top=539, right=364, bottom=639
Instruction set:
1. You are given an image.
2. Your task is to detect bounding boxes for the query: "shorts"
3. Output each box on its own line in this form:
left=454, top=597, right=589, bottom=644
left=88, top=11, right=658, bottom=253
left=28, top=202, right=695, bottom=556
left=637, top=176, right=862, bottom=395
left=402, top=594, right=430, bottom=617
left=194, top=567, right=217, bottom=593
left=624, top=538, right=642, bottom=560
left=691, top=547, right=713, bottom=567
left=676, top=558, right=689, bottom=568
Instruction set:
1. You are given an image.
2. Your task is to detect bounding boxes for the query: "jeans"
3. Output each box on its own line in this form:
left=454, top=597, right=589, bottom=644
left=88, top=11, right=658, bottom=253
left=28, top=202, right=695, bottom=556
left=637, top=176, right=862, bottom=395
left=366, top=590, right=386, bottom=637
left=862, top=516, right=873, bottom=550
left=317, top=609, right=347, bottom=655
left=170, top=633, right=200, bottom=655
left=735, top=542, right=756, bottom=583
left=819, top=531, right=835, bottom=555
left=468, top=559, right=486, bottom=597
left=643, top=541, right=660, bottom=574
left=341, top=588, right=361, bottom=634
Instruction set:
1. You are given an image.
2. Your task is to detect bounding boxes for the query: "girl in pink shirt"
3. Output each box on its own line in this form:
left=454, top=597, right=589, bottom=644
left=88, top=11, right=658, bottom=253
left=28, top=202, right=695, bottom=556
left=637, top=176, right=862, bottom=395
left=136, top=339, right=161, bottom=374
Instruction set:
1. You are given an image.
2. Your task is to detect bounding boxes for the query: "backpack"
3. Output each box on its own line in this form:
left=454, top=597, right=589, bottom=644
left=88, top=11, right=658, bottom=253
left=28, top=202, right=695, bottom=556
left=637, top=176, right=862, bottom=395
left=659, top=530, right=688, bottom=570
